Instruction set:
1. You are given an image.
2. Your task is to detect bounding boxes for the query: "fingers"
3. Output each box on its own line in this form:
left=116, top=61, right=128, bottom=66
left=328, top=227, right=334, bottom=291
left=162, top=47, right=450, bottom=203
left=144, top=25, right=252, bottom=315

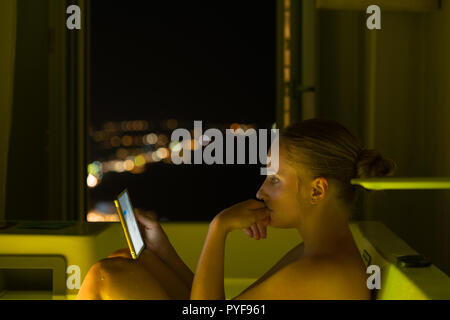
left=135, top=209, right=158, bottom=228
left=256, top=221, right=266, bottom=239
left=249, top=222, right=266, bottom=240
left=243, top=227, right=253, bottom=237
left=241, top=205, right=270, bottom=240
left=137, top=209, right=158, bottom=220
left=134, top=211, right=150, bottom=228
left=261, top=214, right=271, bottom=226
left=250, top=224, right=260, bottom=240
left=252, top=208, right=271, bottom=224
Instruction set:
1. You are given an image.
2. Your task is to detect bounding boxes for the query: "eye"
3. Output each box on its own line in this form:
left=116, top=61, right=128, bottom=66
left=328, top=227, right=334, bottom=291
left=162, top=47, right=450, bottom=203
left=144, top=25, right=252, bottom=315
left=269, top=176, right=280, bottom=184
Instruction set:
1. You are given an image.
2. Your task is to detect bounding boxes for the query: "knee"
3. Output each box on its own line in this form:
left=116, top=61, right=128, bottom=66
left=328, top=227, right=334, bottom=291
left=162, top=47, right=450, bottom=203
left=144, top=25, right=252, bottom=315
left=79, top=257, right=163, bottom=300
left=77, top=260, right=111, bottom=300
left=82, top=257, right=136, bottom=293
left=82, top=258, right=125, bottom=285
left=82, top=258, right=134, bottom=298
left=95, top=257, right=171, bottom=300
left=97, top=256, right=136, bottom=277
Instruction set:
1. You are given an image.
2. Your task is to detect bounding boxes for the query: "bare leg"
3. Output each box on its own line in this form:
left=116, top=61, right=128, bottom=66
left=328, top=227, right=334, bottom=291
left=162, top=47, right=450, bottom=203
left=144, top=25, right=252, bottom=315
left=77, top=248, right=190, bottom=300
left=107, top=248, right=191, bottom=299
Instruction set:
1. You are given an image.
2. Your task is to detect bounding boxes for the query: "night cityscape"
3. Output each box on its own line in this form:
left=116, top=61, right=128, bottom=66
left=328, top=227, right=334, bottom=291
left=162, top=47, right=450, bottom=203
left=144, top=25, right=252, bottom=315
left=86, top=1, right=276, bottom=222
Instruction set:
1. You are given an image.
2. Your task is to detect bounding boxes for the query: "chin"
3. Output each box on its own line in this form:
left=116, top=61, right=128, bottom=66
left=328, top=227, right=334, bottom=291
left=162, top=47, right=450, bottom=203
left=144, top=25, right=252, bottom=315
left=268, top=215, right=283, bottom=228
left=269, top=215, right=293, bottom=229
left=267, top=210, right=280, bottom=227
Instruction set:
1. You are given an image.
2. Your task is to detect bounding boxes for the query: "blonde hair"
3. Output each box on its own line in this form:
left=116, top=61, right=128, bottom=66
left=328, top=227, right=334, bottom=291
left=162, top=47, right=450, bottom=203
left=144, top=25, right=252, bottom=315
left=280, top=119, right=397, bottom=206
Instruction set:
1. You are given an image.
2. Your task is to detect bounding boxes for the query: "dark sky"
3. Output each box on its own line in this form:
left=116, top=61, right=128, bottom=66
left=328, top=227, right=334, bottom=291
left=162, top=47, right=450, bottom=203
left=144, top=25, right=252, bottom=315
left=91, top=1, right=276, bottom=127
left=89, top=1, right=277, bottom=220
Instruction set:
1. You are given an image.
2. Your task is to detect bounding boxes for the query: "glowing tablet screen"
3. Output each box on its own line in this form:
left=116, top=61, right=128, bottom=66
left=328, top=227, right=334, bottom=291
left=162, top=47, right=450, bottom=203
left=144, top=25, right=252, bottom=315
left=117, top=190, right=145, bottom=257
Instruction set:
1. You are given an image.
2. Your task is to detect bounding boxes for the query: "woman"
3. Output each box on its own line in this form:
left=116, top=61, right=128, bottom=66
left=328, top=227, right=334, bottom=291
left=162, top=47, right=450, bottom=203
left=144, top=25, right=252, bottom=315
left=77, top=118, right=396, bottom=300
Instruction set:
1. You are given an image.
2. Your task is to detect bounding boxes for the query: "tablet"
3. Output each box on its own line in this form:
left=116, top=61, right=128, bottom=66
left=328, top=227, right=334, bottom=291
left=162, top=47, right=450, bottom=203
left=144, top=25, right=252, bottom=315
left=114, top=189, right=145, bottom=259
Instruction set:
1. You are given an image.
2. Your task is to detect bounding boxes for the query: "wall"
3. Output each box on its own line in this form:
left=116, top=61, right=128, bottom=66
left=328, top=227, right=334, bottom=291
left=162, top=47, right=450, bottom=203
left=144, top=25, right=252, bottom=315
left=316, top=3, right=450, bottom=275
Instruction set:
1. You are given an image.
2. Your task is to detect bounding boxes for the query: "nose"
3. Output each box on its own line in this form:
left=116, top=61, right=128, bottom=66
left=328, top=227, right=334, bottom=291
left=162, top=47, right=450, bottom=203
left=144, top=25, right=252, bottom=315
left=256, top=183, right=267, bottom=201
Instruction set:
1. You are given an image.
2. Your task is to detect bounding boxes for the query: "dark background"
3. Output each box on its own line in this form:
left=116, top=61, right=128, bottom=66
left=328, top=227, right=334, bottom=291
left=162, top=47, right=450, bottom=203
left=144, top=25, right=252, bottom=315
left=88, top=1, right=276, bottom=220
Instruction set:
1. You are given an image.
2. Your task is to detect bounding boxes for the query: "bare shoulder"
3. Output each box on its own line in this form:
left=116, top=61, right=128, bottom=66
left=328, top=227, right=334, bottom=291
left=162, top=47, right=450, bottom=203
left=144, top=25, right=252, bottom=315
left=297, top=255, right=370, bottom=299
left=232, top=254, right=370, bottom=300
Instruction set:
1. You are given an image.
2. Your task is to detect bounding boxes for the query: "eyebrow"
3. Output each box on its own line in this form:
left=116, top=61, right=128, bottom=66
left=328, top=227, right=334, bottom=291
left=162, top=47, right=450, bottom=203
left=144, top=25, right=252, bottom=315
left=269, top=164, right=284, bottom=176
left=266, top=157, right=284, bottom=175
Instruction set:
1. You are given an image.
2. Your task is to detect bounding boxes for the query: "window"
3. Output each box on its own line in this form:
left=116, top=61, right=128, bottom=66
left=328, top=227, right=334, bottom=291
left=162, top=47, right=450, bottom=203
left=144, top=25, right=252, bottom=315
left=87, top=1, right=276, bottom=221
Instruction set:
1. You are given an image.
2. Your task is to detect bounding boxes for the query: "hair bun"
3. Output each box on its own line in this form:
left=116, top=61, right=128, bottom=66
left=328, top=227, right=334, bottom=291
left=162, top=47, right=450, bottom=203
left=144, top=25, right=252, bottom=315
left=356, top=149, right=397, bottom=179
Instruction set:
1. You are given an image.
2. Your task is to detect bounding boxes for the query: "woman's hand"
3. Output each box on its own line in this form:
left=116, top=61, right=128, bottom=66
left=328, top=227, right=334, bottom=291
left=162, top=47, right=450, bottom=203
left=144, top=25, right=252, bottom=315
left=214, top=199, right=270, bottom=237
left=243, top=220, right=269, bottom=240
left=134, top=209, right=175, bottom=260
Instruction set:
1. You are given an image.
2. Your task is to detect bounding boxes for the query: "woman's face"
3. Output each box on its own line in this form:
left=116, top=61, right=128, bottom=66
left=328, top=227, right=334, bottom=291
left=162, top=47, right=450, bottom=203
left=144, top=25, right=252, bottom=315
left=256, top=146, right=315, bottom=228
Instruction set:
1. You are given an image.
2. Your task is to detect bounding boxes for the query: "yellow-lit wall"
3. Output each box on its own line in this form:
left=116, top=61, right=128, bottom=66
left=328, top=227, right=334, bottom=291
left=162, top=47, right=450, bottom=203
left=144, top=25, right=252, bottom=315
left=316, top=3, right=450, bottom=275
left=0, top=0, right=17, bottom=221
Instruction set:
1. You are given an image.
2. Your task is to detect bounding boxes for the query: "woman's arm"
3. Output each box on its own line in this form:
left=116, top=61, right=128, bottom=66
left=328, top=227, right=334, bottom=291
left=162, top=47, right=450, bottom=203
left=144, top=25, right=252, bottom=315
left=156, top=242, right=194, bottom=289
left=190, top=200, right=270, bottom=300
left=190, top=217, right=228, bottom=300
left=135, top=210, right=194, bottom=289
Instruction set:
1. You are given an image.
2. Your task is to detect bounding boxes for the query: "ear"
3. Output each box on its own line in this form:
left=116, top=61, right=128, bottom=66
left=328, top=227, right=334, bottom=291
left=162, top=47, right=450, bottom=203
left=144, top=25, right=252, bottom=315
left=310, top=177, right=328, bottom=204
